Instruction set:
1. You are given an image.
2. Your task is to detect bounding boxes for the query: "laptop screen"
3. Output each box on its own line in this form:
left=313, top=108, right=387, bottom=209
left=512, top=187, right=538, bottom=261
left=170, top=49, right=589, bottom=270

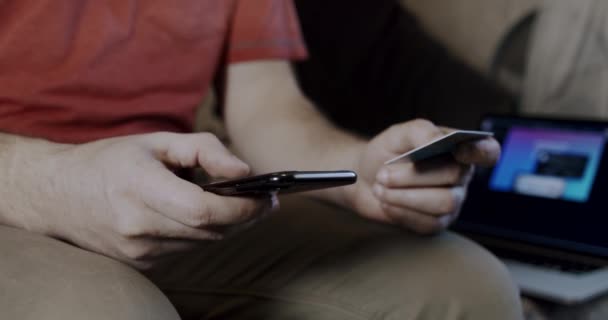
left=456, top=115, right=608, bottom=257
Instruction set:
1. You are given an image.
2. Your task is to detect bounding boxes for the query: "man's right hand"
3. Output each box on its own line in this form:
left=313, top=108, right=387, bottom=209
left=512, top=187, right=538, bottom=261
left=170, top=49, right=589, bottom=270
left=1, top=132, right=271, bottom=269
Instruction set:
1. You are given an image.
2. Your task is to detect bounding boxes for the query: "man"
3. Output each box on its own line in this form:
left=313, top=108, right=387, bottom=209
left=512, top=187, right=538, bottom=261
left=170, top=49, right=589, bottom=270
left=0, top=1, right=522, bottom=319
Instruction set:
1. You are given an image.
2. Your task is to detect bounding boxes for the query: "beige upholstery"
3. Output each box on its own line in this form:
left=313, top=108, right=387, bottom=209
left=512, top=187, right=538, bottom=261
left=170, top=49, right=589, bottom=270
left=400, top=0, right=541, bottom=72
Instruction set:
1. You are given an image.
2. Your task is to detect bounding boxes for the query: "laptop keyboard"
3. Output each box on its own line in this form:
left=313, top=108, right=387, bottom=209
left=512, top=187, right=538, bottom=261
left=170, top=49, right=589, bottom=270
left=490, top=247, right=604, bottom=274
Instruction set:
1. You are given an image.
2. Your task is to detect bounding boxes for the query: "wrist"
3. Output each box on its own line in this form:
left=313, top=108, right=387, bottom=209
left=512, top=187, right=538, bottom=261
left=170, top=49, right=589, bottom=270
left=308, top=138, right=367, bottom=209
left=0, top=134, right=71, bottom=232
left=0, top=134, right=18, bottom=226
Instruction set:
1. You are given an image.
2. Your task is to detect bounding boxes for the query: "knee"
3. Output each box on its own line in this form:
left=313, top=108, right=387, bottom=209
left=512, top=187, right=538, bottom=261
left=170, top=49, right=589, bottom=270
left=412, top=233, right=524, bottom=320
left=372, top=232, right=524, bottom=320
left=40, top=258, right=180, bottom=320
left=299, top=231, right=524, bottom=320
left=0, top=226, right=180, bottom=320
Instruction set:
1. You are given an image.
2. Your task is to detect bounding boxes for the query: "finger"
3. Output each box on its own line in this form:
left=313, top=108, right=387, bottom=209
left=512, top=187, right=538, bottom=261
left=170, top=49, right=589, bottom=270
left=191, top=192, right=280, bottom=237
left=453, top=137, right=501, bottom=167
left=119, top=238, right=203, bottom=263
left=115, top=204, right=225, bottom=241
left=381, top=119, right=445, bottom=156
left=210, top=206, right=276, bottom=238
left=373, top=185, right=466, bottom=217
left=139, top=166, right=272, bottom=228
left=381, top=203, right=454, bottom=235
left=377, top=158, right=473, bottom=188
left=142, top=132, right=250, bottom=179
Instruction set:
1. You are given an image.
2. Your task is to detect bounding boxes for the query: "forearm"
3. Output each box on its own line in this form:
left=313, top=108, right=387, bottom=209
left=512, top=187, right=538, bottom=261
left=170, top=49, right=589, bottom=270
left=225, top=61, right=367, bottom=206
left=229, top=95, right=363, bottom=170
left=0, top=132, right=67, bottom=229
left=0, top=133, right=23, bottom=226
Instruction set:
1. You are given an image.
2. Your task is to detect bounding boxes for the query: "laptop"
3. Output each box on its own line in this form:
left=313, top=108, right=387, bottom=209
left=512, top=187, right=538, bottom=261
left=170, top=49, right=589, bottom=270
left=454, top=114, right=608, bottom=305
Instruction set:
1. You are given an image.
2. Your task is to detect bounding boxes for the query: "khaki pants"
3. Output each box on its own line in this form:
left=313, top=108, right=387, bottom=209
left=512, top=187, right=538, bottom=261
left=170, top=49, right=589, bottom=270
left=0, top=196, right=523, bottom=320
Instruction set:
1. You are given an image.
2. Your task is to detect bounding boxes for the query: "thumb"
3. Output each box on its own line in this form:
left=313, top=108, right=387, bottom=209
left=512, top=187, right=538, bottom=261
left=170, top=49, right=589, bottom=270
left=379, top=119, right=445, bottom=156
left=141, top=132, right=250, bottom=179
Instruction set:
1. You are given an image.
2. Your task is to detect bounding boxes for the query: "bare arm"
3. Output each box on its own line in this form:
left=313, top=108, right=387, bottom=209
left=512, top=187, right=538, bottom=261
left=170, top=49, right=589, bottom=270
left=0, top=133, right=61, bottom=229
left=0, top=133, right=22, bottom=226
left=224, top=61, right=366, bottom=206
left=0, top=131, right=270, bottom=268
left=224, top=60, right=501, bottom=234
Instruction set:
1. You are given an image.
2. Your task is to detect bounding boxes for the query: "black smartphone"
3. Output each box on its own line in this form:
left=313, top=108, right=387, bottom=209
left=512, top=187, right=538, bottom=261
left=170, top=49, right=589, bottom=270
left=200, top=170, right=357, bottom=196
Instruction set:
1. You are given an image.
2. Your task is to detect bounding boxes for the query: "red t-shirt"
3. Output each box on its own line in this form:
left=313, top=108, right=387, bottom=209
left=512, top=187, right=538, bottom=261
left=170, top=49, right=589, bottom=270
left=0, top=0, right=307, bottom=143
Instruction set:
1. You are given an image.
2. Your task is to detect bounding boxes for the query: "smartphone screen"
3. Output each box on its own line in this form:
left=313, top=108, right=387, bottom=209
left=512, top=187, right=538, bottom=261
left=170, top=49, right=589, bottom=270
left=201, top=170, right=357, bottom=196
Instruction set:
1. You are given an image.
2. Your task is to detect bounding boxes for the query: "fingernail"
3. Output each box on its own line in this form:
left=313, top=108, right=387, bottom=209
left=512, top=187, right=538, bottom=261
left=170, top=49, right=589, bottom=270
left=377, top=168, right=389, bottom=185
left=229, top=154, right=243, bottom=163
left=438, top=215, right=452, bottom=228
left=452, top=187, right=465, bottom=202
left=373, top=184, right=384, bottom=197
left=474, top=139, right=495, bottom=154
left=210, top=233, right=224, bottom=241
left=230, top=155, right=249, bottom=168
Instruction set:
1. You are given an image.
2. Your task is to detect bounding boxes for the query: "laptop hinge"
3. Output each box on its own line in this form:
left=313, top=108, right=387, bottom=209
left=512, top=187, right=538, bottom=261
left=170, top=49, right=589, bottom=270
left=462, top=232, right=608, bottom=267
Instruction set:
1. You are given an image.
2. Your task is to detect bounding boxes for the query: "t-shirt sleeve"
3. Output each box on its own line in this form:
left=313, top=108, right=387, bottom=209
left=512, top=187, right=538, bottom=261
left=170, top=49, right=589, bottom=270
left=227, top=0, right=308, bottom=63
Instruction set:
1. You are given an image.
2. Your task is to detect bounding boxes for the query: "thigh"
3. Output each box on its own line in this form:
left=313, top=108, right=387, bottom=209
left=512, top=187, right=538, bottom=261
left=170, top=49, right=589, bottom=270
left=0, top=225, right=179, bottom=320
left=146, top=196, right=523, bottom=320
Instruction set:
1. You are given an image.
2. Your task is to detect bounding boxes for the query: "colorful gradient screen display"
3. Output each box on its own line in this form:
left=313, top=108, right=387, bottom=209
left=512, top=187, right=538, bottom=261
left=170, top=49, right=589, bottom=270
left=490, top=127, right=605, bottom=202
left=457, top=116, right=608, bottom=256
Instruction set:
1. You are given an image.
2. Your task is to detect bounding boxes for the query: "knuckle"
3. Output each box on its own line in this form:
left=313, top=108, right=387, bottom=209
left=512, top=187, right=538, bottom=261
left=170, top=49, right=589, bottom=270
left=189, top=203, right=213, bottom=227
left=149, top=131, right=176, bottom=143
left=156, top=131, right=174, bottom=139
left=409, top=118, right=434, bottom=130
left=197, top=132, right=221, bottom=145
left=386, top=167, right=408, bottom=186
left=407, top=119, right=442, bottom=146
left=411, top=118, right=434, bottom=127
left=387, top=123, right=404, bottom=135
left=172, top=195, right=211, bottom=227
left=143, top=131, right=164, bottom=141
left=116, top=219, right=144, bottom=238
left=230, top=200, right=259, bottom=224
left=385, top=125, right=406, bottom=151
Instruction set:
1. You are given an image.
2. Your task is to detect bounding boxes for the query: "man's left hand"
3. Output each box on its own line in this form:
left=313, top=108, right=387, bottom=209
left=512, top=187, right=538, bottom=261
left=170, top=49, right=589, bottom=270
left=347, top=119, right=501, bottom=235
